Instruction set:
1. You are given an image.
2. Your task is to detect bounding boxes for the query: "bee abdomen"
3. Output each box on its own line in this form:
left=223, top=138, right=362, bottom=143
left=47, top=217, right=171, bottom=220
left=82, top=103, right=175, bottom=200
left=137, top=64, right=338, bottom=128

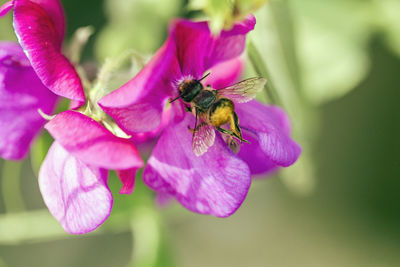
left=209, top=98, right=234, bottom=127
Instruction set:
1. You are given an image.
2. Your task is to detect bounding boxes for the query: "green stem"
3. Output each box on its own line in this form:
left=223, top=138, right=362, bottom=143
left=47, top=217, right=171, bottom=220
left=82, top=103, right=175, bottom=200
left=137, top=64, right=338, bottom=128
left=129, top=207, right=161, bottom=267
left=66, top=26, right=95, bottom=65
left=95, top=49, right=147, bottom=97
left=1, top=160, right=25, bottom=213
left=0, top=209, right=132, bottom=245
left=247, top=40, right=283, bottom=106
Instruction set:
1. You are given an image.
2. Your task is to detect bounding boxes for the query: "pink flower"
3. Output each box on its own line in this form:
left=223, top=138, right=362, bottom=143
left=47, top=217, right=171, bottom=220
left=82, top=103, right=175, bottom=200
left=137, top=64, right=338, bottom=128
left=1, top=0, right=143, bottom=234
left=40, top=110, right=143, bottom=234
left=0, top=42, right=57, bottom=160
left=0, top=0, right=84, bottom=160
left=99, top=17, right=301, bottom=217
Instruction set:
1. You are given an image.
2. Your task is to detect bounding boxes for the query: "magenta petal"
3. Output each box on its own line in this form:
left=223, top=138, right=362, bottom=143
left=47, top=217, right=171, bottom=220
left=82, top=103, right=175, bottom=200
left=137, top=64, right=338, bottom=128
left=0, top=1, right=13, bottom=17
left=238, top=131, right=279, bottom=175
left=13, top=0, right=85, bottom=101
left=116, top=168, right=137, bottom=194
left=171, top=16, right=255, bottom=78
left=99, top=39, right=180, bottom=133
left=143, top=115, right=251, bottom=217
left=204, top=57, right=243, bottom=89
left=20, top=0, right=66, bottom=41
left=99, top=16, right=254, bottom=134
left=236, top=101, right=301, bottom=171
left=0, top=42, right=57, bottom=160
left=129, top=105, right=173, bottom=143
left=39, top=142, right=112, bottom=234
left=45, top=110, right=144, bottom=170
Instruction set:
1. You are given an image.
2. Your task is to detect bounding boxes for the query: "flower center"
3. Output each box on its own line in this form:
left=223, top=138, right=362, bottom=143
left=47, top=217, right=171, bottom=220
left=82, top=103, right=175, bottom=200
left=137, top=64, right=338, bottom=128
left=78, top=53, right=146, bottom=139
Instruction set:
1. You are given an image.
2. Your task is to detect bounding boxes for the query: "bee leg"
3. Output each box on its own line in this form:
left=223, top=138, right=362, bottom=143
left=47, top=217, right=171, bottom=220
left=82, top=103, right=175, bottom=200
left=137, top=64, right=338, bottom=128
left=188, top=122, right=206, bottom=133
left=229, top=137, right=240, bottom=154
left=216, top=126, right=230, bottom=135
left=184, top=105, right=192, bottom=112
left=188, top=126, right=195, bottom=134
left=188, top=107, right=199, bottom=133
left=229, top=112, right=249, bottom=144
left=232, top=112, right=242, bottom=139
left=220, top=134, right=241, bottom=154
left=216, top=126, right=249, bottom=144
left=227, top=136, right=241, bottom=154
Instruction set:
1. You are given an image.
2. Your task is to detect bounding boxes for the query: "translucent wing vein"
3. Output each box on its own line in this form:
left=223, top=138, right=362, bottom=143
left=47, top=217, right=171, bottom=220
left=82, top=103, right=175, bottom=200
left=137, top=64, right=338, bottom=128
left=192, top=121, right=215, bottom=157
left=218, top=77, right=266, bottom=103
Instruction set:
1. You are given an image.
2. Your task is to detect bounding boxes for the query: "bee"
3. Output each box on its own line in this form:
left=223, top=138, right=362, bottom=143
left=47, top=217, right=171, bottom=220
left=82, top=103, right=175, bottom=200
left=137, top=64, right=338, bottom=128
left=171, top=73, right=267, bottom=156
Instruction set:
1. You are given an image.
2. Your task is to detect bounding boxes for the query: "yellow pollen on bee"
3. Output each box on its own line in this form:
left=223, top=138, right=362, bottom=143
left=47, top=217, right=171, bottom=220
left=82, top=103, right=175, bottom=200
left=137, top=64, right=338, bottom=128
left=210, top=105, right=234, bottom=127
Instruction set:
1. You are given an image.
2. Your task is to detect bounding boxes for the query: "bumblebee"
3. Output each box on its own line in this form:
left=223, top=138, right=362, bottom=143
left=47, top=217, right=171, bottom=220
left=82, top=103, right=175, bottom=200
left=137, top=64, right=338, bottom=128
left=171, top=73, right=267, bottom=156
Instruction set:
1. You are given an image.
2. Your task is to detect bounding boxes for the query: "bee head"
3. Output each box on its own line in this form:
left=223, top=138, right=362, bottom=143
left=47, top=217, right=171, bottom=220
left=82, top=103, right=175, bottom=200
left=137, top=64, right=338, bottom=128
left=178, top=79, right=203, bottom=102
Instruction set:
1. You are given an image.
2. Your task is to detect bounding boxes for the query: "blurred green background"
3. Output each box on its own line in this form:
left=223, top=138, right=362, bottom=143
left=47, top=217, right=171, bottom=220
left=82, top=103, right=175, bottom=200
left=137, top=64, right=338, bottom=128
left=0, top=0, right=400, bottom=266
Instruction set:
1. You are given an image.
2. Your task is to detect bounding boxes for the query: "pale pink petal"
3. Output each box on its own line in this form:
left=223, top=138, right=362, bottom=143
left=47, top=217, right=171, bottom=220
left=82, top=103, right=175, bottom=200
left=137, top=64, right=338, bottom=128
left=116, top=168, right=137, bottom=194
left=143, top=114, right=251, bottom=217
left=13, top=0, right=85, bottom=101
left=39, top=142, right=113, bottom=234
left=0, top=42, right=57, bottom=160
left=45, top=110, right=144, bottom=170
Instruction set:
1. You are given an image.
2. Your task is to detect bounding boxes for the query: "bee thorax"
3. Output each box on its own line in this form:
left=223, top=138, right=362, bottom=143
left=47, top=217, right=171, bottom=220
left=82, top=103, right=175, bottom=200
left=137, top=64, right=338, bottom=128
left=193, top=90, right=216, bottom=111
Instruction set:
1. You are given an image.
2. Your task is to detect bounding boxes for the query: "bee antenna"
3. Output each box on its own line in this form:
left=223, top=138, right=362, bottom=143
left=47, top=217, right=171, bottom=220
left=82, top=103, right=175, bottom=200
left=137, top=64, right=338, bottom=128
left=197, top=72, right=210, bottom=82
left=170, top=95, right=182, bottom=103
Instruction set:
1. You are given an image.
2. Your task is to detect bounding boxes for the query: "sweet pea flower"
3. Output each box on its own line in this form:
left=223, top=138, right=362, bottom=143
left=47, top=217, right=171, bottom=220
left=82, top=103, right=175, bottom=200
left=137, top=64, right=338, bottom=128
left=40, top=109, right=143, bottom=234
left=1, top=0, right=144, bottom=234
left=99, top=17, right=301, bottom=217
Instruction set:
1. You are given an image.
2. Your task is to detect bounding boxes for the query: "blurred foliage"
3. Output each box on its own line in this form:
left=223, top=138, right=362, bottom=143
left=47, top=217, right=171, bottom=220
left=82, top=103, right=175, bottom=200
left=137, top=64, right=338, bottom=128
left=188, top=0, right=267, bottom=34
left=375, top=0, right=400, bottom=57
left=291, top=0, right=371, bottom=105
left=1, top=161, right=24, bottom=213
left=94, top=0, right=182, bottom=61
left=0, top=11, right=14, bottom=41
left=249, top=0, right=317, bottom=195
left=288, top=0, right=400, bottom=105
left=30, top=131, right=54, bottom=176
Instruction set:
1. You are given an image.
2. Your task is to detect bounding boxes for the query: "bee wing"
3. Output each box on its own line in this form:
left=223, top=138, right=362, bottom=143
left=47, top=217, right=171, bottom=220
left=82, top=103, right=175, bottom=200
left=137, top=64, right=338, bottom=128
left=192, top=113, right=215, bottom=157
left=217, top=77, right=267, bottom=103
